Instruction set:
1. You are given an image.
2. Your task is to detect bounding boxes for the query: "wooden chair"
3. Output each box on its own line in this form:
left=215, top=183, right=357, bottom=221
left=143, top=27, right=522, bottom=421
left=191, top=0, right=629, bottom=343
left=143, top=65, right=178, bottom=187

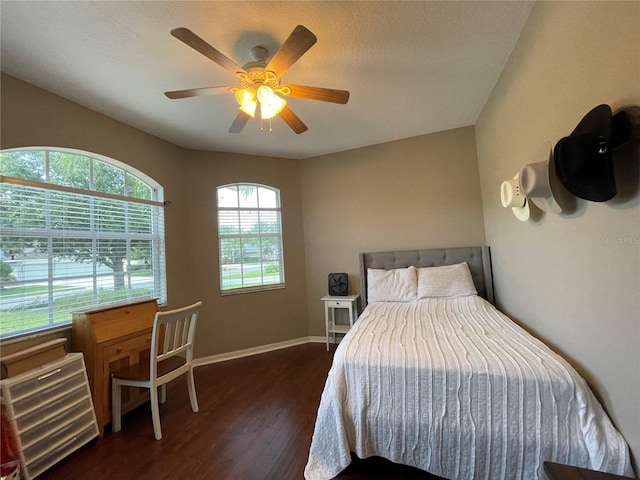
left=111, top=301, right=202, bottom=440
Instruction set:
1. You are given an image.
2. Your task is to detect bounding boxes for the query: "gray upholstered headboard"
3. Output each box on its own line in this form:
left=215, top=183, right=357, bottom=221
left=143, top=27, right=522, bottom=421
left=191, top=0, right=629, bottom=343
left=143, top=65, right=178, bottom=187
left=359, top=246, right=494, bottom=307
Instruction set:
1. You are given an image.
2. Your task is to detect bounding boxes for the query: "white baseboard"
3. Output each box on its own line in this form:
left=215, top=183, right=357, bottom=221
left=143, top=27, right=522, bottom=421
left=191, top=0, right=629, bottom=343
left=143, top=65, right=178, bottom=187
left=193, top=335, right=327, bottom=367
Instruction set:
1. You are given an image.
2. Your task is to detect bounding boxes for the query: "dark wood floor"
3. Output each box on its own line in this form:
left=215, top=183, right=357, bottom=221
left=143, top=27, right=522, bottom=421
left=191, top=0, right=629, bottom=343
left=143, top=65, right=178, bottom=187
left=41, top=343, right=443, bottom=480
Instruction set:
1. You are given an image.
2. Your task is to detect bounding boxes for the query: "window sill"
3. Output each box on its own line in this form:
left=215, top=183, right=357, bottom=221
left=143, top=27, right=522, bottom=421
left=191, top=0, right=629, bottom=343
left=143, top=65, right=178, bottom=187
left=220, top=284, right=285, bottom=296
left=0, top=324, right=71, bottom=347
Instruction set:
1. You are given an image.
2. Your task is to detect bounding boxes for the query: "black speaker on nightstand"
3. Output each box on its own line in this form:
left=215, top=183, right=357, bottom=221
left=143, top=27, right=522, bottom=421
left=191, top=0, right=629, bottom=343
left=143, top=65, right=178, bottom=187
left=328, top=273, right=349, bottom=296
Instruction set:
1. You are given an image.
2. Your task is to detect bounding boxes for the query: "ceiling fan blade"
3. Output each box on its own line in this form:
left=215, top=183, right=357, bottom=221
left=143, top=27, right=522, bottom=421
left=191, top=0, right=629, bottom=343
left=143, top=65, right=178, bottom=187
left=165, top=86, right=235, bottom=99
left=265, top=25, right=317, bottom=77
left=284, top=85, right=350, bottom=104
left=279, top=106, right=308, bottom=134
left=171, top=27, right=246, bottom=76
left=229, top=111, right=251, bottom=133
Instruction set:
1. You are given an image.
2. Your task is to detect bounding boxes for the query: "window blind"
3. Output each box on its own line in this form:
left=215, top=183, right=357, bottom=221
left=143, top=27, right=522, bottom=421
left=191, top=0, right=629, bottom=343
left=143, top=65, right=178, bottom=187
left=217, top=184, right=284, bottom=292
left=0, top=175, right=166, bottom=339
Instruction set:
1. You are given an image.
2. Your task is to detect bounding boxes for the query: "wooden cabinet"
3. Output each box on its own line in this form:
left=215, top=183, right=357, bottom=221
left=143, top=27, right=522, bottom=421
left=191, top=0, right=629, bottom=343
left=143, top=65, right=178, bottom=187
left=71, top=299, right=158, bottom=434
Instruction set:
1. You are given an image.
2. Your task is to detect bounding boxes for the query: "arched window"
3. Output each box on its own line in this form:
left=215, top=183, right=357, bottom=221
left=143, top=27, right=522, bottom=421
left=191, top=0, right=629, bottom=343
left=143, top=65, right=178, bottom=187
left=0, top=148, right=167, bottom=339
left=217, top=183, right=284, bottom=293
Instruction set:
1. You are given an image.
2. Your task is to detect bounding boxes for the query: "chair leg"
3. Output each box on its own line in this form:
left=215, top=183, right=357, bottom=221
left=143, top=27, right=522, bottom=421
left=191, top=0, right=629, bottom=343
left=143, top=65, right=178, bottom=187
left=150, top=384, right=162, bottom=440
left=187, top=368, right=199, bottom=413
left=111, top=379, right=122, bottom=433
left=159, top=384, right=166, bottom=404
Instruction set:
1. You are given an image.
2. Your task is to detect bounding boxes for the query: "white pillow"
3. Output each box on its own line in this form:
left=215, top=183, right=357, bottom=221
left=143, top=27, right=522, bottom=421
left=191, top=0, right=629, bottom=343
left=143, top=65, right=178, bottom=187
left=417, top=262, right=477, bottom=298
left=367, top=266, right=417, bottom=302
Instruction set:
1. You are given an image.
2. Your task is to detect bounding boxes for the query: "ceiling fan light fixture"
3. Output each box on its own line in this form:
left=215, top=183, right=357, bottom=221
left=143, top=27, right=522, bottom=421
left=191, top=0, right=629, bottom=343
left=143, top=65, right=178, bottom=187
left=240, top=100, right=257, bottom=118
left=256, top=85, right=286, bottom=120
left=235, top=88, right=257, bottom=117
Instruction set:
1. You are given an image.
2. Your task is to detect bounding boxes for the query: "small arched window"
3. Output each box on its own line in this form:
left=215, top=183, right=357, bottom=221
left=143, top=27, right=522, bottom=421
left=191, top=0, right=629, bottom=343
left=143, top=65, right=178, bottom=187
left=217, top=183, right=285, bottom=293
left=0, top=148, right=167, bottom=339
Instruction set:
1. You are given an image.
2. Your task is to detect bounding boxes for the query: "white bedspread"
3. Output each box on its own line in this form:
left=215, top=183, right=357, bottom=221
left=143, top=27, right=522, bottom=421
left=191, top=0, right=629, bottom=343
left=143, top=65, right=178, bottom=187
left=304, top=296, right=634, bottom=480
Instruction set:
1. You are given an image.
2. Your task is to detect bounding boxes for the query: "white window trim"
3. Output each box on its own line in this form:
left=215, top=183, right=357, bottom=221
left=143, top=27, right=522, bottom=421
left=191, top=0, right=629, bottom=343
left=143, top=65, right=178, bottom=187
left=217, top=183, right=285, bottom=294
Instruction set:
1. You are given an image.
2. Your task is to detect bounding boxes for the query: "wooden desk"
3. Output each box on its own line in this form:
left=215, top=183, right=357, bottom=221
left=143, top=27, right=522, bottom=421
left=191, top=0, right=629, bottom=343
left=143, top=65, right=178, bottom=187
left=71, top=299, right=158, bottom=434
left=544, top=461, right=635, bottom=480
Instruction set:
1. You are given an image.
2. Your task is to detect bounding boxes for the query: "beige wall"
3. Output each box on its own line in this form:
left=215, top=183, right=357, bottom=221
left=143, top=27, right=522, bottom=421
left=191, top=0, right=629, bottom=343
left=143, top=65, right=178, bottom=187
left=182, top=150, right=308, bottom=354
left=0, top=73, right=192, bottom=317
left=300, top=127, right=486, bottom=336
left=0, top=74, right=308, bottom=358
left=476, top=1, right=640, bottom=466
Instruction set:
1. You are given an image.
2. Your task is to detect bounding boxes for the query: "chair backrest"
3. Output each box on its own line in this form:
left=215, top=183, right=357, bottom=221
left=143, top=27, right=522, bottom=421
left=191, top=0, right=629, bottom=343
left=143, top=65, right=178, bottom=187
left=150, top=301, right=202, bottom=378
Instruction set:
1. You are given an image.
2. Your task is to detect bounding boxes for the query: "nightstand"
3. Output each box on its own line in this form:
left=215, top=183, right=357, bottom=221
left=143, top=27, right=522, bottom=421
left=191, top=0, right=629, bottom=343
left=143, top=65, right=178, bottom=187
left=322, top=294, right=359, bottom=351
left=544, top=461, right=635, bottom=479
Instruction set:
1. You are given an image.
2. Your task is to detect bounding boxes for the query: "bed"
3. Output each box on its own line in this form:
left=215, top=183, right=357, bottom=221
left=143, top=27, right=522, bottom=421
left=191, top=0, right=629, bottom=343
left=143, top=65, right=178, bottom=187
left=304, top=247, right=634, bottom=480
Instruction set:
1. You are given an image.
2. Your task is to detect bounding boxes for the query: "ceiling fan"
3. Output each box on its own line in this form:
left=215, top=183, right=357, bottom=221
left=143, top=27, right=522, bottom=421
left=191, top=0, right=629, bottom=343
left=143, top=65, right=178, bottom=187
left=165, top=25, right=350, bottom=134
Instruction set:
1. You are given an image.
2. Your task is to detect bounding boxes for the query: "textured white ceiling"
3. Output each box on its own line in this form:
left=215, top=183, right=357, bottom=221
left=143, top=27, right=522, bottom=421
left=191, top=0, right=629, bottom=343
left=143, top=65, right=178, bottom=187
left=0, top=1, right=533, bottom=159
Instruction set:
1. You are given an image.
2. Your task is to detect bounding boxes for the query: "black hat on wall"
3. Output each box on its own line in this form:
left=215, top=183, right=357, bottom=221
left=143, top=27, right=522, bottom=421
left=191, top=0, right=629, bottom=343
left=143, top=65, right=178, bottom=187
left=553, top=104, right=615, bottom=202
left=611, top=105, right=640, bottom=149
